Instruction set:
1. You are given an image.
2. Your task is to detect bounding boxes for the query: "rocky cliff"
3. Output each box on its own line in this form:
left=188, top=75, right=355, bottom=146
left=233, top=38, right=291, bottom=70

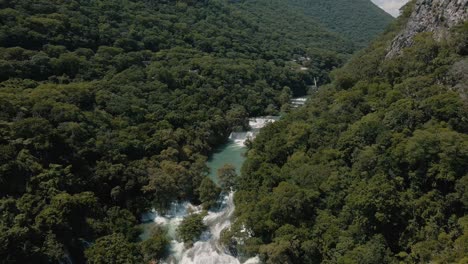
left=387, top=0, right=468, bottom=57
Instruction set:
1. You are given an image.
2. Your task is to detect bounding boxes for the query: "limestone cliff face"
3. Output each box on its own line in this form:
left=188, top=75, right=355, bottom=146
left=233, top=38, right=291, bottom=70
left=387, top=0, right=468, bottom=57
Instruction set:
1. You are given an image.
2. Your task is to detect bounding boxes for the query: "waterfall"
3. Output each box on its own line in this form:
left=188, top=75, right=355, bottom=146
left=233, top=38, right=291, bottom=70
left=142, top=99, right=307, bottom=263
left=248, top=117, right=279, bottom=130
left=144, top=193, right=259, bottom=264
left=228, top=131, right=255, bottom=146
left=290, top=97, right=308, bottom=108
left=142, top=201, right=203, bottom=263
left=228, top=117, right=280, bottom=146
left=178, top=193, right=259, bottom=264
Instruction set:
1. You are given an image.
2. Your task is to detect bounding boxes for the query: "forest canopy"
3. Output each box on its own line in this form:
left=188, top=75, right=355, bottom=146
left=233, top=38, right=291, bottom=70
left=230, top=3, right=468, bottom=263
left=252, top=0, right=394, bottom=47
left=0, top=0, right=393, bottom=263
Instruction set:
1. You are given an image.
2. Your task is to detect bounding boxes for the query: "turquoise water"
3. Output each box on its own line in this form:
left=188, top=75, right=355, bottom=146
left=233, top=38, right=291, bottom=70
left=138, top=103, right=306, bottom=263
left=139, top=139, right=248, bottom=262
left=140, top=139, right=246, bottom=240
left=206, top=140, right=246, bottom=183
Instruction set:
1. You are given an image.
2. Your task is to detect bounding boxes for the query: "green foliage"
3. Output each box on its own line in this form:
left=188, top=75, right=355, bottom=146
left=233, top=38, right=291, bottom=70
left=177, top=213, right=207, bottom=245
left=268, top=0, right=394, bottom=47
left=233, top=11, right=468, bottom=264
left=100, top=207, right=141, bottom=242
left=140, top=227, right=169, bottom=262
left=0, top=0, right=392, bottom=262
left=198, top=177, right=221, bottom=210
left=85, top=233, right=142, bottom=264
left=218, top=163, right=238, bottom=191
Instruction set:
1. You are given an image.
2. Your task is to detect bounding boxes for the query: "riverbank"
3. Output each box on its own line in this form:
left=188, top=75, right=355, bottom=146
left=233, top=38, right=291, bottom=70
left=141, top=98, right=308, bottom=263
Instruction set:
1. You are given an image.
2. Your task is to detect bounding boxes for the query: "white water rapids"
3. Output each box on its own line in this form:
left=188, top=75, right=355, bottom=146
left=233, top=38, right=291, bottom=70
left=142, top=97, right=307, bottom=264
left=229, top=117, right=280, bottom=147
left=142, top=192, right=258, bottom=264
left=179, top=193, right=259, bottom=264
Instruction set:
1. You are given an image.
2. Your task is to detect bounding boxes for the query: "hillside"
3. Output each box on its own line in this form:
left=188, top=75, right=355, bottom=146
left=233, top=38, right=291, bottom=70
left=231, top=1, right=468, bottom=263
left=0, top=0, right=394, bottom=263
left=279, top=0, right=394, bottom=46
left=229, top=0, right=394, bottom=49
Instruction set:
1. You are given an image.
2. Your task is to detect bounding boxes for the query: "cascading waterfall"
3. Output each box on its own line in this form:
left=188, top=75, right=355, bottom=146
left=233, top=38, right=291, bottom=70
left=228, top=131, right=255, bottom=146
left=142, top=193, right=260, bottom=264
left=142, top=98, right=307, bottom=264
left=229, top=117, right=280, bottom=146
left=179, top=193, right=260, bottom=264
left=290, top=97, right=308, bottom=108
left=141, top=202, right=203, bottom=263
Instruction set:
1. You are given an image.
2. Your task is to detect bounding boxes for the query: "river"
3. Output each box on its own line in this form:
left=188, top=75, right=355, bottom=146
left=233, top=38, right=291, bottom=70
left=141, top=98, right=307, bottom=264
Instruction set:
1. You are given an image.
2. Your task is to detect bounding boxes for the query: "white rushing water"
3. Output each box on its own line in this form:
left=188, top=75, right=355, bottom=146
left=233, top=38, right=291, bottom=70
left=229, top=117, right=280, bottom=146
left=143, top=98, right=308, bottom=263
left=143, top=193, right=260, bottom=264
left=179, top=193, right=259, bottom=264
left=290, top=97, right=308, bottom=108
left=141, top=201, right=203, bottom=263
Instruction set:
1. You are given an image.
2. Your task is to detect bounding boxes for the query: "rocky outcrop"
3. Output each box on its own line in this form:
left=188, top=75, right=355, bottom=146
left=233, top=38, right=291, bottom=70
left=449, top=58, right=468, bottom=102
left=387, top=0, right=468, bottom=57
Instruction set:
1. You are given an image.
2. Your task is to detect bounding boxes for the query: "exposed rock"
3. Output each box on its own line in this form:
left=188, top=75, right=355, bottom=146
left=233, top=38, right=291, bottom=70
left=387, top=0, right=468, bottom=57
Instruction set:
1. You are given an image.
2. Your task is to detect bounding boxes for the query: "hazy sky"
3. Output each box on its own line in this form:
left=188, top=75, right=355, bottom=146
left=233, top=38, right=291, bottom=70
left=371, top=0, right=409, bottom=17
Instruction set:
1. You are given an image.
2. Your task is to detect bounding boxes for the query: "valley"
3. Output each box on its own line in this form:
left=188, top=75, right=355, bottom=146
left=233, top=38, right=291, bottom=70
left=0, top=0, right=466, bottom=263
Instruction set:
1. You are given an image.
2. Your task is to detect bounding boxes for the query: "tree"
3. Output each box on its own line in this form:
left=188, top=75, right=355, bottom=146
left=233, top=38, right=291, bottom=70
left=226, top=105, right=249, bottom=131
left=217, top=164, right=237, bottom=191
left=103, top=207, right=140, bottom=241
left=177, top=213, right=207, bottom=245
left=85, top=233, right=142, bottom=264
left=0, top=0, right=392, bottom=262
left=140, top=227, right=169, bottom=262
left=232, top=8, right=468, bottom=263
left=197, top=177, right=221, bottom=210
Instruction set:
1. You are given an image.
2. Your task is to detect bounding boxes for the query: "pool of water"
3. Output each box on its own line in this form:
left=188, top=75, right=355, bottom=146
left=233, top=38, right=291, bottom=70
left=206, top=140, right=246, bottom=183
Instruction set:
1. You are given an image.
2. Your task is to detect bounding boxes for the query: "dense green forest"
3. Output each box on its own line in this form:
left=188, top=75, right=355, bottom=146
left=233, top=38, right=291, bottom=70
left=0, top=0, right=393, bottom=263
left=230, top=3, right=468, bottom=263
left=270, top=0, right=394, bottom=46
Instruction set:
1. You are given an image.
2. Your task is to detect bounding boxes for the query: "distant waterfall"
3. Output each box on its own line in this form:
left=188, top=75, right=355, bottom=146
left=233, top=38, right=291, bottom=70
left=290, top=97, right=307, bottom=108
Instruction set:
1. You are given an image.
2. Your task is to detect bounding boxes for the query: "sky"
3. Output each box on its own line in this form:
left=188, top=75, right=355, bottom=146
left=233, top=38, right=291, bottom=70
left=371, top=0, right=409, bottom=17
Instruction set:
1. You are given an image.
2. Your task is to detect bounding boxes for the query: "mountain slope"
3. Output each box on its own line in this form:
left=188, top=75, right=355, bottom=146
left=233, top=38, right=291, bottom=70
left=276, top=0, right=394, bottom=46
left=227, top=0, right=394, bottom=48
left=232, top=1, right=468, bottom=263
